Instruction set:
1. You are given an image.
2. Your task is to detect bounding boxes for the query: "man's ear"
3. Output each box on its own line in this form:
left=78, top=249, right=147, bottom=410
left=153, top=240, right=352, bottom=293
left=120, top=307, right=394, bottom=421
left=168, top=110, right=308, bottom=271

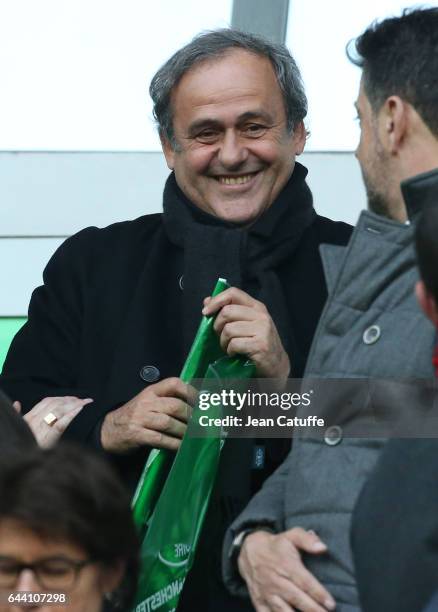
left=292, top=121, right=306, bottom=156
left=416, top=280, right=438, bottom=325
left=380, top=96, right=408, bottom=154
left=160, top=134, right=176, bottom=170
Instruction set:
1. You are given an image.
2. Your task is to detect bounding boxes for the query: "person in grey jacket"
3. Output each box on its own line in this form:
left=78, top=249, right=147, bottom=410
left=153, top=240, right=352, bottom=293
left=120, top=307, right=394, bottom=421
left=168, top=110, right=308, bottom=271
left=350, top=175, right=438, bottom=612
left=222, top=8, right=438, bottom=612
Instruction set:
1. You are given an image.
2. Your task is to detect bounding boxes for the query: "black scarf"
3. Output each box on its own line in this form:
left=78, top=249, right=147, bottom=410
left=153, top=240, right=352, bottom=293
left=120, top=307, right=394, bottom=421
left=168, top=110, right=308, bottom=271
left=162, top=162, right=316, bottom=362
left=166, top=163, right=317, bottom=612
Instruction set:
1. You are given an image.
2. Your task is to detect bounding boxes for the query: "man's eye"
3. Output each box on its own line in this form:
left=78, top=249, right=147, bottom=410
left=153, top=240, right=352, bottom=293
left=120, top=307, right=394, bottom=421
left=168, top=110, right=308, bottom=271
left=40, top=561, right=72, bottom=576
left=0, top=562, right=18, bottom=575
left=243, top=124, right=266, bottom=137
left=196, top=130, right=219, bottom=143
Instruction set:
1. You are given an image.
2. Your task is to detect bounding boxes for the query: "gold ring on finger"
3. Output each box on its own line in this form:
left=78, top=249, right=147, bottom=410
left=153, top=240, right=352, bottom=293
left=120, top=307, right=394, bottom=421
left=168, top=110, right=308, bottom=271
left=43, top=412, right=58, bottom=427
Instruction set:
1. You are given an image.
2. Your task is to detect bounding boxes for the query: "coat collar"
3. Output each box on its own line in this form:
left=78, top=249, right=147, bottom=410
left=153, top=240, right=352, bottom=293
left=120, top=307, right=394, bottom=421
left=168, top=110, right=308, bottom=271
left=319, top=210, right=414, bottom=296
left=321, top=167, right=438, bottom=293
left=401, top=167, right=438, bottom=220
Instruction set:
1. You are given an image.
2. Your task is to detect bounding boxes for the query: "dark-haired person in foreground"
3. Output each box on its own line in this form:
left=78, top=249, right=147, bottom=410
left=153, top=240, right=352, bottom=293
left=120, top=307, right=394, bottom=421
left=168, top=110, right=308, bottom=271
left=0, top=389, right=36, bottom=451
left=0, top=445, right=139, bottom=612
left=0, top=29, right=351, bottom=610
left=0, top=388, right=89, bottom=449
left=223, top=8, right=438, bottom=611
left=351, top=206, right=438, bottom=612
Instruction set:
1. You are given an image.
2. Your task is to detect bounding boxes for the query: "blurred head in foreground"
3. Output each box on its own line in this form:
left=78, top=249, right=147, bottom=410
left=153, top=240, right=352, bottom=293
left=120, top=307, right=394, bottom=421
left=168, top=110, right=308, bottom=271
left=415, top=205, right=438, bottom=327
left=0, top=445, right=139, bottom=612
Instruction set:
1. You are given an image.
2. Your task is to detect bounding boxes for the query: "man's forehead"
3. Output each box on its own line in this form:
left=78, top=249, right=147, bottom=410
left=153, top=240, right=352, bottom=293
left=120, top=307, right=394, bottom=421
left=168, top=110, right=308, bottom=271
left=170, top=50, right=284, bottom=126
left=172, top=49, right=279, bottom=100
left=356, top=78, right=370, bottom=110
left=357, top=78, right=365, bottom=101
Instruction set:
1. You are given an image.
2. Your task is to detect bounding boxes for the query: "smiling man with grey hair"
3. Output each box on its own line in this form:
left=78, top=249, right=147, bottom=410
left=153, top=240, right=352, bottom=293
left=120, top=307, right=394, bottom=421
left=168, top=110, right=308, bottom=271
left=0, top=28, right=351, bottom=611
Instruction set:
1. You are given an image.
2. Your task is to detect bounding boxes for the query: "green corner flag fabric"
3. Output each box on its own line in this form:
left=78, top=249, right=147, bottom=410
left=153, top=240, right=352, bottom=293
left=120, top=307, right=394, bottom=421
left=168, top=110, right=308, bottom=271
left=132, top=279, right=255, bottom=611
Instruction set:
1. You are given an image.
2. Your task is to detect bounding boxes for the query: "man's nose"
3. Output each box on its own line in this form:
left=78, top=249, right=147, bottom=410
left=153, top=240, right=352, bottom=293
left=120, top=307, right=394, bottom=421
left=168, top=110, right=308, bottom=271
left=14, top=568, right=40, bottom=591
left=217, top=130, right=248, bottom=169
left=354, top=139, right=361, bottom=160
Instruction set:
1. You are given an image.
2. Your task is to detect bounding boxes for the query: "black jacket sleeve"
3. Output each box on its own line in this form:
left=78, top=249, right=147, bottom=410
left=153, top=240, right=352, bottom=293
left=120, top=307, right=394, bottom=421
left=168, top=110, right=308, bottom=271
left=0, top=227, right=106, bottom=445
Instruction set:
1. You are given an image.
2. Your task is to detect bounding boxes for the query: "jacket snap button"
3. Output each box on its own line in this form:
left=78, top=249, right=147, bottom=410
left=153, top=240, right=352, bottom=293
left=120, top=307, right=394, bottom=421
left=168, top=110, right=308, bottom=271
left=324, top=425, right=343, bottom=446
left=179, top=275, right=184, bottom=290
left=363, top=324, right=381, bottom=345
left=140, top=365, right=160, bottom=383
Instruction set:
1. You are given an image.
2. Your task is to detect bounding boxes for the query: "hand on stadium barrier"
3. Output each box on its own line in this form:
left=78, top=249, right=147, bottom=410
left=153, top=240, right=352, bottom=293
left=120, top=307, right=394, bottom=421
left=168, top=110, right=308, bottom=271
left=101, top=377, right=192, bottom=453
left=238, top=528, right=336, bottom=612
left=202, top=287, right=290, bottom=383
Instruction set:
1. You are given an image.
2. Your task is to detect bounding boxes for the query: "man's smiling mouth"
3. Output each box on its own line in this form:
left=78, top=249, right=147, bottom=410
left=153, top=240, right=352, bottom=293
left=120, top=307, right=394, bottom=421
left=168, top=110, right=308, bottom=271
left=214, top=171, right=260, bottom=185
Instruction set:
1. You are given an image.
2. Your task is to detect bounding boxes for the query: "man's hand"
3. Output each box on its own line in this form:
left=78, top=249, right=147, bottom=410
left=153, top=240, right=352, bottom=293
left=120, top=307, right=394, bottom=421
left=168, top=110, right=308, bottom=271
left=238, top=528, right=336, bottom=612
left=101, top=377, right=191, bottom=453
left=14, top=396, right=92, bottom=448
left=202, top=287, right=290, bottom=381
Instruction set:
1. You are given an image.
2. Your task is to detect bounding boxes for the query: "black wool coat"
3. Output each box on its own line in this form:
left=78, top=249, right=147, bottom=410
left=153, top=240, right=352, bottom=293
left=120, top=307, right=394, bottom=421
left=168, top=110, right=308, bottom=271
left=1, top=194, right=351, bottom=612
left=1, top=210, right=351, bottom=486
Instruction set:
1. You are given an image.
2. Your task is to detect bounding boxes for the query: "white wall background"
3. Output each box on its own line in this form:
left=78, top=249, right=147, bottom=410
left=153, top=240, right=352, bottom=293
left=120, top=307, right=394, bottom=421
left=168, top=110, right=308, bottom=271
left=287, top=0, right=438, bottom=150
left=4, top=0, right=430, bottom=315
left=0, top=0, right=232, bottom=151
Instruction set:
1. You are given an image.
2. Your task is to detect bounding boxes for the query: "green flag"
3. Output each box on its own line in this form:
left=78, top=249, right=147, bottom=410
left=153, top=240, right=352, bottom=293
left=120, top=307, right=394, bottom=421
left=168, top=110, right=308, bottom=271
left=132, top=279, right=255, bottom=611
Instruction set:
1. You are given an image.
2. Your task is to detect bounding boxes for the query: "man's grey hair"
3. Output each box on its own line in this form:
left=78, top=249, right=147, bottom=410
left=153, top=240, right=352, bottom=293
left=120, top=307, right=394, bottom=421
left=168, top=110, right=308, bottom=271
left=149, top=28, right=307, bottom=149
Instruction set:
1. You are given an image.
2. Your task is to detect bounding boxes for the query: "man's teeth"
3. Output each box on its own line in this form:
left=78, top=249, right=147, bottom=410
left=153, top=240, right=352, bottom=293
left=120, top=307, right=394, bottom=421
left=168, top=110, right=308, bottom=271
left=218, top=174, right=255, bottom=185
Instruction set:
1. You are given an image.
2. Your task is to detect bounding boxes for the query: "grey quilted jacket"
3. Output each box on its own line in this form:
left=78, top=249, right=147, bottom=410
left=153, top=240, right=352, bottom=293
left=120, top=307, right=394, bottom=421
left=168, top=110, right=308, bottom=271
left=223, top=172, right=437, bottom=611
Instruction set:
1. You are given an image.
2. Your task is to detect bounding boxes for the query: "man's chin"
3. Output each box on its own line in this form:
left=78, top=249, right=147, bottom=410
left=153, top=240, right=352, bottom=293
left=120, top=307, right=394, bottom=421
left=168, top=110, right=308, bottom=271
left=201, top=191, right=262, bottom=223
left=367, top=193, right=392, bottom=219
left=361, top=166, right=393, bottom=219
left=211, top=203, right=265, bottom=226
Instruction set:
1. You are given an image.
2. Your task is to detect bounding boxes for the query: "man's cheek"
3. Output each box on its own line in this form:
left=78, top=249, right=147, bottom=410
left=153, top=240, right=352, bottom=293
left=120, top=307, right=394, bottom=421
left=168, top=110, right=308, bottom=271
left=250, top=139, right=281, bottom=162
left=188, top=149, right=215, bottom=174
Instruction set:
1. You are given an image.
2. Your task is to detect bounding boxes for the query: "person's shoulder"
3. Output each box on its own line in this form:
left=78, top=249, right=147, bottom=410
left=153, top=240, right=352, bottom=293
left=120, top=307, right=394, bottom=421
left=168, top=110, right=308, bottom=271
left=98, top=212, right=162, bottom=236
left=74, top=213, right=163, bottom=243
left=312, top=215, right=353, bottom=246
left=62, top=213, right=163, bottom=253
left=45, top=214, right=164, bottom=275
